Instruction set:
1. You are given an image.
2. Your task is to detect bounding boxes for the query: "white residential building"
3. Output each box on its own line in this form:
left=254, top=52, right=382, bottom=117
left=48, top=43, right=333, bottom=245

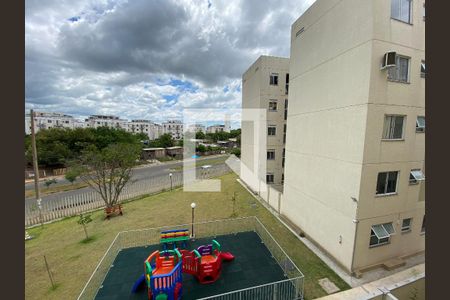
left=25, top=112, right=77, bottom=134
left=206, top=124, right=226, bottom=134
left=127, top=120, right=162, bottom=140
left=162, top=120, right=183, bottom=140
left=84, top=115, right=128, bottom=129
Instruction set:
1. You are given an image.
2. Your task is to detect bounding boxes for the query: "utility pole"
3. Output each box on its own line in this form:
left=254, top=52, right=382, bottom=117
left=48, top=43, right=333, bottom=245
left=30, top=109, right=43, bottom=226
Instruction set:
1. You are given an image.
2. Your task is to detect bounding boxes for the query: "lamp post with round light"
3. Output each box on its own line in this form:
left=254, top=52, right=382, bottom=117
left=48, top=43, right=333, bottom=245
left=169, top=173, right=173, bottom=190
left=190, top=202, right=196, bottom=239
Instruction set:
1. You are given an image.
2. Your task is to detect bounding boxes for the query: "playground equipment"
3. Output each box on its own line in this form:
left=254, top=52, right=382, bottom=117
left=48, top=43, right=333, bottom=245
left=180, top=240, right=235, bottom=284
left=160, top=229, right=190, bottom=251
left=133, top=233, right=235, bottom=298
left=144, top=249, right=183, bottom=300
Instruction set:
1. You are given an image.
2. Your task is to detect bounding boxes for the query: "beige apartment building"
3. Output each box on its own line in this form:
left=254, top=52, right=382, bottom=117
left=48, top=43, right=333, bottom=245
left=282, top=0, right=425, bottom=275
left=241, top=56, right=289, bottom=191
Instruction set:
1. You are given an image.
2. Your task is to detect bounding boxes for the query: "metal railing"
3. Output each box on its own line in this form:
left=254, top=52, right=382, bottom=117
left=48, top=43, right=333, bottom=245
left=25, top=164, right=231, bottom=227
left=77, top=216, right=304, bottom=300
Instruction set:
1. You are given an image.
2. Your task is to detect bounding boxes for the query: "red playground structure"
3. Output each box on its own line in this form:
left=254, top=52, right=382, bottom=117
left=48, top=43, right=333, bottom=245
left=133, top=233, right=235, bottom=299
left=180, top=240, right=235, bottom=284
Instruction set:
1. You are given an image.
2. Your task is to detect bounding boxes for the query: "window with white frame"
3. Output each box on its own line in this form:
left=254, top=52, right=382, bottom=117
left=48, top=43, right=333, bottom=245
left=388, top=55, right=410, bottom=82
left=401, top=218, right=412, bottom=232
left=420, top=60, right=426, bottom=78
left=268, top=126, right=276, bottom=136
left=376, top=171, right=399, bottom=195
left=267, top=150, right=275, bottom=160
left=421, top=215, right=425, bottom=233
left=269, top=73, right=279, bottom=85
left=370, top=222, right=395, bottom=247
left=269, top=100, right=278, bottom=111
left=409, top=169, right=425, bottom=184
left=383, top=115, right=405, bottom=140
left=416, top=116, right=425, bottom=132
left=266, top=173, right=274, bottom=183
left=391, top=0, right=412, bottom=24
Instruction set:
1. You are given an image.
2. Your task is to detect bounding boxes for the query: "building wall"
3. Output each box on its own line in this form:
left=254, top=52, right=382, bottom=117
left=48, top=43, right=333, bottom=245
left=283, top=0, right=425, bottom=272
left=241, top=56, right=289, bottom=191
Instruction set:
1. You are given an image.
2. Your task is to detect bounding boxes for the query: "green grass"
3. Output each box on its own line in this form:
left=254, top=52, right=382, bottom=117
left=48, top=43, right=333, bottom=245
left=25, top=173, right=350, bottom=300
left=25, top=181, right=89, bottom=198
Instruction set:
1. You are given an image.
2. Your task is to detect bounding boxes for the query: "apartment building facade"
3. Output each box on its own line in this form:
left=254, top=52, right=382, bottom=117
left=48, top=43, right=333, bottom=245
left=84, top=115, right=128, bottom=129
left=282, top=0, right=425, bottom=274
left=25, top=112, right=77, bottom=134
left=127, top=119, right=162, bottom=140
left=162, top=120, right=184, bottom=140
left=241, top=56, right=289, bottom=191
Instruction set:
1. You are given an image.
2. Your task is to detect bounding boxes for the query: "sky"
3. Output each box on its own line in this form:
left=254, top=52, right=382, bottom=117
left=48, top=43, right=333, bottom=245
left=25, top=0, right=316, bottom=124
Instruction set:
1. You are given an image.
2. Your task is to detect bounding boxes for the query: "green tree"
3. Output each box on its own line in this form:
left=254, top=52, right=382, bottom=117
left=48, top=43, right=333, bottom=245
left=77, top=213, right=93, bottom=240
left=64, top=167, right=80, bottom=184
left=230, top=148, right=241, bottom=158
left=157, top=134, right=175, bottom=148
left=195, top=131, right=205, bottom=139
left=44, top=178, right=57, bottom=189
left=197, top=144, right=206, bottom=153
left=77, top=143, right=140, bottom=209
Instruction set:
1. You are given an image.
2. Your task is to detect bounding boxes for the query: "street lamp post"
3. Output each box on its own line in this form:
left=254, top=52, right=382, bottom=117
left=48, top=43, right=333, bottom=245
left=169, top=173, right=173, bottom=190
left=190, top=202, right=196, bottom=239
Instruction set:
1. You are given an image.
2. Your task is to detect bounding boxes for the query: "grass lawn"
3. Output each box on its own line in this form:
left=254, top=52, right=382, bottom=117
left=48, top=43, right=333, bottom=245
left=25, top=173, right=350, bottom=300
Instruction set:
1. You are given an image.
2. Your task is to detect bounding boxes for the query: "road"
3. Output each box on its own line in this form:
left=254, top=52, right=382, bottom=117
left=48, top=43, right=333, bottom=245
left=25, top=155, right=229, bottom=203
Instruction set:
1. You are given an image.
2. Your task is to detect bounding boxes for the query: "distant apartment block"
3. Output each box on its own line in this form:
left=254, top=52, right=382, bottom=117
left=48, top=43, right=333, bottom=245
left=162, top=120, right=184, bottom=140
left=127, top=119, right=162, bottom=140
left=281, top=0, right=425, bottom=275
left=187, top=124, right=206, bottom=133
left=241, top=56, right=289, bottom=191
left=206, top=124, right=227, bottom=134
left=84, top=115, right=128, bottom=129
left=25, top=112, right=77, bottom=134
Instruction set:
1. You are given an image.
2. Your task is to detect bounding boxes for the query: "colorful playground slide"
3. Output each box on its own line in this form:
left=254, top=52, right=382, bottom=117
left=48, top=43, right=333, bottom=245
left=132, top=230, right=235, bottom=299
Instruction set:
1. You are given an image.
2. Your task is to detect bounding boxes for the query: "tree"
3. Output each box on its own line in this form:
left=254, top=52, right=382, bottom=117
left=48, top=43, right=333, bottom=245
left=195, top=131, right=205, bottom=139
left=77, top=213, right=93, bottom=240
left=231, top=148, right=241, bottom=158
left=157, top=134, right=175, bottom=148
left=64, top=167, right=80, bottom=184
left=44, top=178, right=57, bottom=189
left=78, top=143, right=140, bottom=209
left=196, top=144, right=206, bottom=153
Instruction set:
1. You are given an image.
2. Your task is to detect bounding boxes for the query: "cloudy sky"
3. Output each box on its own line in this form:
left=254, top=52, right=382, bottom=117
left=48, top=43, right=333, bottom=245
left=25, top=0, right=316, bottom=123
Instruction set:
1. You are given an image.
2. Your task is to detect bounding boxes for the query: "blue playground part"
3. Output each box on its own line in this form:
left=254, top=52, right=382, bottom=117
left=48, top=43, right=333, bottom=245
left=131, top=274, right=146, bottom=293
left=191, top=155, right=200, bottom=159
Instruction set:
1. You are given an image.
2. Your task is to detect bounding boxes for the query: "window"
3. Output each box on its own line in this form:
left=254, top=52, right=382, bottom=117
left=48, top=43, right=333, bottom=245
left=48, top=120, right=52, bottom=123
left=409, top=169, right=425, bottom=184
left=269, top=100, right=278, bottom=111
left=270, top=73, right=278, bottom=85
left=421, top=215, right=425, bottom=233
left=420, top=60, right=426, bottom=78
left=281, top=173, right=284, bottom=184
left=267, top=150, right=275, bottom=160
left=370, top=223, right=395, bottom=247
left=401, top=218, right=412, bottom=232
left=416, top=116, right=425, bottom=132
left=284, top=99, right=288, bottom=120
left=283, top=124, right=287, bottom=143
left=376, top=171, right=399, bottom=195
left=285, top=73, right=289, bottom=94
left=383, top=115, right=405, bottom=140
left=422, top=2, right=425, bottom=21
left=266, top=173, right=274, bottom=183
left=391, top=0, right=412, bottom=24
left=268, top=126, right=276, bottom=136
left=388, top=55, right=410, bottom=82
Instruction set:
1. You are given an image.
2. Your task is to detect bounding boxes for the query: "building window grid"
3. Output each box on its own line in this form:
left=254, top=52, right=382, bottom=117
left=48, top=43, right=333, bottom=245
left=267, top=150, right=275, bottom=160
left=388, top=55, right=410, bottom=83
left=401, top=218, right=412, bottom=232
left=376, top=171, right=399, bottom=195
left=269, top=100, right=278, bottom=111
left=269, top=73, right=279, bottom=85
left=268, top=126, right=276, bottom=136
left=382, top=115, right=405, bottom=140
left=391, top=0, right=412, bottom=24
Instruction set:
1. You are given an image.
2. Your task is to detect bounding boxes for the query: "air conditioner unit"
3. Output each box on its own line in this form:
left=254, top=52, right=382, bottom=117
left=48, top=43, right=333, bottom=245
left=381, top=51, right=396, bottom=70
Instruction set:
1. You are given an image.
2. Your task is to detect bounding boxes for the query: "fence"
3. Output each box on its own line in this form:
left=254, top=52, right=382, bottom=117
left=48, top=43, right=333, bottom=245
left=25, top=164, right=231, bottom=227
left=77, top=216, right=304, bottom=300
